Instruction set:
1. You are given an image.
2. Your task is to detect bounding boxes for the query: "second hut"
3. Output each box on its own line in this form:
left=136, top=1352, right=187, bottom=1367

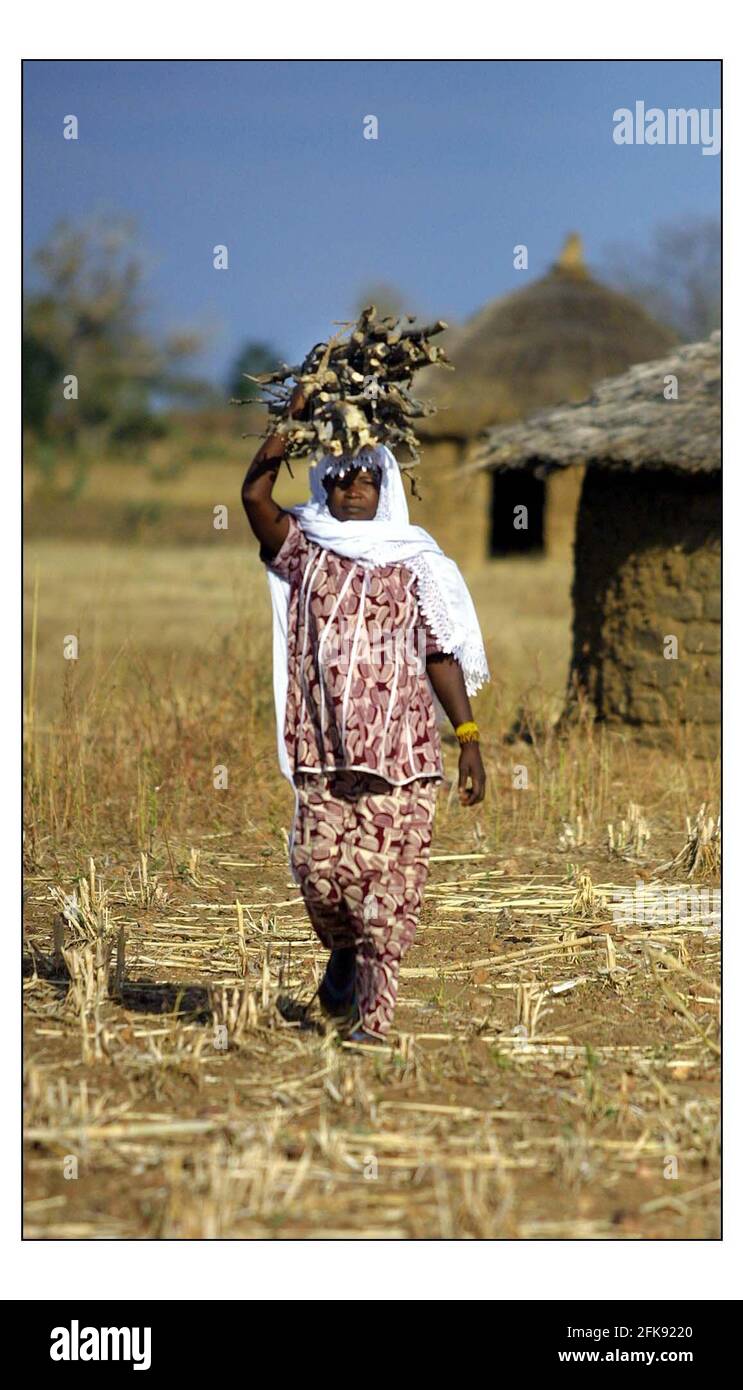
left=470, top=333, right=721, bottom=749
left=414, top=234, right=678, bottom=568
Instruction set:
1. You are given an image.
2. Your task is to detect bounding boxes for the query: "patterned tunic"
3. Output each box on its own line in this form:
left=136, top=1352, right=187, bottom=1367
left=267, top=517, right=444, bottom=785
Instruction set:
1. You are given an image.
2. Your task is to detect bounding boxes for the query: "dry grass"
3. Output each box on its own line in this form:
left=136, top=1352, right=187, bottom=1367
left=23, top=456, right=720, bottom=1239
left=24, top=845, right=721, bottom=1239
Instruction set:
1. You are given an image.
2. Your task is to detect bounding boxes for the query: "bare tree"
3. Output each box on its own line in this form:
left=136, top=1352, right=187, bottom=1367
left=601, top=216, right=720, bottom=343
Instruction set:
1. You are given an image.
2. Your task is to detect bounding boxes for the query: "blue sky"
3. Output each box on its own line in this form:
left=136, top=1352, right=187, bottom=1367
left=23, top=60, right=721, bottom=387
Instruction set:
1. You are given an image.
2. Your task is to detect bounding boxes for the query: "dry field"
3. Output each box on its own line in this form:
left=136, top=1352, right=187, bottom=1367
left=23, top=449, right=721, bottom=1240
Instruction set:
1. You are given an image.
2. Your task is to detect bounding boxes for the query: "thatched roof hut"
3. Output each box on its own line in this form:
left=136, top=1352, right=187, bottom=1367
left=419, top=233, right=678, bottom=439
left=470, top=333, right=721, bottom=746
left=469, top=332, right=720, bottom=475
left=413, top=235, right=679, bottom=564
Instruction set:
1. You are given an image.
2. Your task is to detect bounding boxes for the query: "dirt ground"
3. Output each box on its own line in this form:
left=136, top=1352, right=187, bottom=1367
left=23, top=462, right=720, bottom=1240
left=24, top=787, right=720, bottom=1241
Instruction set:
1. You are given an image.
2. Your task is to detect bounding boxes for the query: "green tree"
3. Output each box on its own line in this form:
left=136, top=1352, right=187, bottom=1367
left=22, top=333, right=62, bottom=435
left=23, top=214, right=206, bottom=440
left=227, top=342, right=286, bottom=402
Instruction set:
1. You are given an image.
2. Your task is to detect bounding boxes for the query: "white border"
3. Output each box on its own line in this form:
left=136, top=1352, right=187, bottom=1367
left=8, top=3, right=737, bottom=1304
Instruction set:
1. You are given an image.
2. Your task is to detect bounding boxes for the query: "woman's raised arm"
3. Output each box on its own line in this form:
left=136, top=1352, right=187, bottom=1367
left=241, top=383, right=306, bottom=557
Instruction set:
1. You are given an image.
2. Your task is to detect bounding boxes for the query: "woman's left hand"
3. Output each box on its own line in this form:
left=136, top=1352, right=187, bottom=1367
left=458, top=743, right=486, bottom=806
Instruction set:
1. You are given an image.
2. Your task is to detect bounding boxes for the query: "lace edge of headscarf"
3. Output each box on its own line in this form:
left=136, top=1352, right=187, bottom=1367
left=313, top=445, right=388, bottom=510
left=408, top=557, right=490, bottom=698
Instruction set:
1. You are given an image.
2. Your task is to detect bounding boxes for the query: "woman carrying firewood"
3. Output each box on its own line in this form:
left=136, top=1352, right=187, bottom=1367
left=241, top=370, right=489, bottom=1046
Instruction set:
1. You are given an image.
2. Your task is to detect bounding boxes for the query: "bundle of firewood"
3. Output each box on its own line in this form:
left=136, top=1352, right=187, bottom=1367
left=240, top=305, right=451, bottom=467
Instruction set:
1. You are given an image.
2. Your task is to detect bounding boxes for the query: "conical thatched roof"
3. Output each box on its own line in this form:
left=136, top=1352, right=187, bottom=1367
left=419, top=234, right=679, bottom=438
left=469, top=332, right=720, bottom=476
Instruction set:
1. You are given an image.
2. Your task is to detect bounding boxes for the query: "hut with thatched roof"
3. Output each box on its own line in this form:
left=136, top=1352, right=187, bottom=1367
left=414, top=234, right=678, bottom=567
left=470, top=332, right=721, bottom=747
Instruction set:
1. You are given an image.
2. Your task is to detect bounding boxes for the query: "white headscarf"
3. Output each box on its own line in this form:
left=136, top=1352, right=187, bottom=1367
left=266, top=444, right=489, bottom=782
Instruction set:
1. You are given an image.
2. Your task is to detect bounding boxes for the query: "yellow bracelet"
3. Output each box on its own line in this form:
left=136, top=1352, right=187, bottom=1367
left=455, top=721, right=480, bottom=744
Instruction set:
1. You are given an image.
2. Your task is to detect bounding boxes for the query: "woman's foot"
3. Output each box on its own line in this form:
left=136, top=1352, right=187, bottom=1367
left=276, top=992, right=320, bottom=1031
left=346, top=1026, right=386, bottom=1047
left=318, top=947, right=356, bottom=1019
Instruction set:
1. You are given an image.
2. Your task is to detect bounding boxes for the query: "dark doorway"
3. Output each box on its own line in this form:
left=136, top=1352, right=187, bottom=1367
left=489, top=471, right=546, bottom=556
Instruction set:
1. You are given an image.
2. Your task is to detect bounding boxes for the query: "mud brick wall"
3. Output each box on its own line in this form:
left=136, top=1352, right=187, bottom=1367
left=414, top=442, right=583, bottom=567
left=544, top=464, right=584, bottom=560
left=412, top=438, right=490, bottom=569
left=569, top=469, right=721, bottom=741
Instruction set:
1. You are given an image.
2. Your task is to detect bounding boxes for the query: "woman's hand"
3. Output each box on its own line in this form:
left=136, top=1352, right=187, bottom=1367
left=241, top=381, right=311, bottom=556
left=425, top=652, right=486, bottom=807
left=458, top=742, right=486, bottom=806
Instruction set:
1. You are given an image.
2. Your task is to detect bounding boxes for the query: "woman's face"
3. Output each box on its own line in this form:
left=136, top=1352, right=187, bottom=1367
left=324, top=467, right=380, bottom=521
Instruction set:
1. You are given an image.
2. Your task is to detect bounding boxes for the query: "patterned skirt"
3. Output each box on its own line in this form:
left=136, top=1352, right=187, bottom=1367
left=290, top=771, right=439, bottom=1037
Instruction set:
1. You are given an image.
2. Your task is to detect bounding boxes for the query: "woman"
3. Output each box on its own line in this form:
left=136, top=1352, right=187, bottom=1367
left=242, top=385, right=489, bottom=1044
